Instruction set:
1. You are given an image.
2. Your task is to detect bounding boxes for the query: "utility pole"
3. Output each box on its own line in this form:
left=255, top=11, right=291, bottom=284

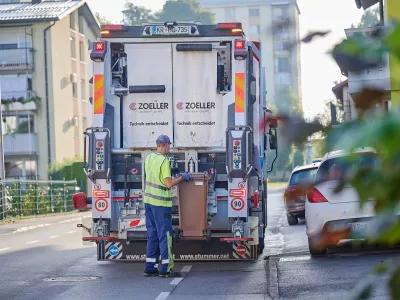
left=0, top=83, right=6, bottom=219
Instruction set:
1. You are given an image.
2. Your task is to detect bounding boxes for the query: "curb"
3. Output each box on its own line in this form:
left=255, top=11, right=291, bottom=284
left=266, top=256, right=280, bottom=299
left=11, top=216, right=91, bottom=234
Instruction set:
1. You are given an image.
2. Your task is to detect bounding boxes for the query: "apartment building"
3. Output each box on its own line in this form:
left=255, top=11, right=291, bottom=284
left=0, top=0, right=100, bottom=179
left=199, top=0, right=302, bottom=110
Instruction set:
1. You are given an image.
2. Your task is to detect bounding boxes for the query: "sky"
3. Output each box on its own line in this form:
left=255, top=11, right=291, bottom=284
left=86, top=0, right=365, bottom=119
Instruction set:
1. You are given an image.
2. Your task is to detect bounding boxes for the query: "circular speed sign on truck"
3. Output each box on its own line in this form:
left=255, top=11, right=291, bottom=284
left=95, top=198, right=108, bottom=212
left=230, top=197, right=245, bottom=211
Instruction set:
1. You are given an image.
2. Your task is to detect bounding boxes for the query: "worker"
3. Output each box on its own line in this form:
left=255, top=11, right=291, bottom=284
left=143, top=134, right=190, bottom=278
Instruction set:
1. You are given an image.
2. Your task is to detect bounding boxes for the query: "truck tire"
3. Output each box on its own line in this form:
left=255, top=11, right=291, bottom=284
left=258, top=237, right=265, bottom=254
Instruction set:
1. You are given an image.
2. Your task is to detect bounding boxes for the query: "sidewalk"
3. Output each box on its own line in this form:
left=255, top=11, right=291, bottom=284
left=0, top=211, right=91, bottom=235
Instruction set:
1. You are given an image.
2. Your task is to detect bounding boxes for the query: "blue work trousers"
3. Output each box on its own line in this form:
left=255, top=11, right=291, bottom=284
left=144, top=203, right=174, bottom=274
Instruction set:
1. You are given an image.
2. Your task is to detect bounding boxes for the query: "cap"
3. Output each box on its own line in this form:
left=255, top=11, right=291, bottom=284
left=156, top=134, right=171, bottom=144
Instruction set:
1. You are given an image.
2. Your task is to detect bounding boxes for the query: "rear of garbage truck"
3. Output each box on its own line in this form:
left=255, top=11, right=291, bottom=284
left=73, top=21, right=279, bottom=261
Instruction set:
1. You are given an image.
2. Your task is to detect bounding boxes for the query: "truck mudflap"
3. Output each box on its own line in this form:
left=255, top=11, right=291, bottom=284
left=96, top=238, right=259, bottom=261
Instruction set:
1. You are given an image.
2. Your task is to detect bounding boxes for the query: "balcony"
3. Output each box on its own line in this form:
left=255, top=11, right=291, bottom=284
left=3, top=133, right=38, bottom=156
left=0, top=48, right=34, bottom=73
left=344, top=27, right=390, bottom=95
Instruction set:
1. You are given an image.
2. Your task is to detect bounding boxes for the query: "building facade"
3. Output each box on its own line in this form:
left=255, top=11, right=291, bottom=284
left=0, top=0, right=100, bottom=179
left=199, top=0, right=302, bottom=110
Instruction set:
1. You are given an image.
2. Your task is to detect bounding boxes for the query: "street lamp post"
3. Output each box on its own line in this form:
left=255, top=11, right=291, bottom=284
left=0, top=83, right=6, bottom=219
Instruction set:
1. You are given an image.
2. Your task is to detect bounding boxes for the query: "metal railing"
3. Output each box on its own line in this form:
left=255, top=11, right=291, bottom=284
left=0, top=178, right=80, bottom=221
left=0, top=48, right=34, bottom=70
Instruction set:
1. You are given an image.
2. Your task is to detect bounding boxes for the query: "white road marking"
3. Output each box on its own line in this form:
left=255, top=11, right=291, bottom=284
left=0, top=247, right=11, bottom=252
left=26, top=240, right=39, bottom=245
left=48, top=235, right=60, bottom=239
left=279, top=255, right=311, bottom=262
left=170, top=278, right=183, bottom=285
left=180, top=265, right=192, bottom=273
left=67, top=231, right=76, bottom=234
left=155, top=292, right=170, bottom=300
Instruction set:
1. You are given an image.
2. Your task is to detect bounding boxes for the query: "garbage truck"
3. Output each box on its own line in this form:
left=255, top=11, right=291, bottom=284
left=72, top=21, right=279, bottom=261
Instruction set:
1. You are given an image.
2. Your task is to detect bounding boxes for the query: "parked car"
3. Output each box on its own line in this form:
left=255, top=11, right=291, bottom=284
left=284, top=162, right=320, bottom=225
left=305, top=147, right=398, bottom=256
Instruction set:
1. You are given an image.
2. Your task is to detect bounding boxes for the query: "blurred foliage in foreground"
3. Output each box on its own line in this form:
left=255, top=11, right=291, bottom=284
left=266, top=15, right=400, bottom=300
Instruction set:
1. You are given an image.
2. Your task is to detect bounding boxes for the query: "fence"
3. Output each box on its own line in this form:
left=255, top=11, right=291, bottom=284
left=0, top=178, right=80, bottom=221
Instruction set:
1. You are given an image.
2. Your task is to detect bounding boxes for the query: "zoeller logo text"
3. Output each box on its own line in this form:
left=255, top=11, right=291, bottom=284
left=129, top=103, right=169, bottom=111
left=176, top=102, right=216, bottom=110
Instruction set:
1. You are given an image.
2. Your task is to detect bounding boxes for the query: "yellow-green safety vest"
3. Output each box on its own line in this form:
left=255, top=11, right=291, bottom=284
left=143, top=152, right=172, bottom=207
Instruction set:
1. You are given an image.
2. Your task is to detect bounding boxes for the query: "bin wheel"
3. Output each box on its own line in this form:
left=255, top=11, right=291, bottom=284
left=206, top=228, right=212, bottom=242
left=174, top=228, right=180, bottom=243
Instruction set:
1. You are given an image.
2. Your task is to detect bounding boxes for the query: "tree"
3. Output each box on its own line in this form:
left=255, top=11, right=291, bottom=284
left=155, top=0, right=215, bottom=24
left=122, top=1, right=155, bottom=25
left=351, top=5, right=380, bottom=28
left=95, top=12, right=111, bottom=25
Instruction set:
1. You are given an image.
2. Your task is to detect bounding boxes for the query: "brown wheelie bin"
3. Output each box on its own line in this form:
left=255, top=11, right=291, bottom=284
left=176, top=172, right=209, bottom=240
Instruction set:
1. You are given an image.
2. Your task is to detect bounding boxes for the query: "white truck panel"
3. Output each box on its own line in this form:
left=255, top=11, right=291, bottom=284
left=172, top=46, right=225, bottom=148
left=123, top=43, right=173, bottom=148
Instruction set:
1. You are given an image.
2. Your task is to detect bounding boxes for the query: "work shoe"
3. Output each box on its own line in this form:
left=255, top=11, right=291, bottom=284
left=159, top=270, right=181, bottom=278
left=143, top=270, right=159, bottom=277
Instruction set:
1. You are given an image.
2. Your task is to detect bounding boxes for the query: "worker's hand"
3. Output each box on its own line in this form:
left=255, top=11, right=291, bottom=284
left=182, top=172, right=190, bottom=182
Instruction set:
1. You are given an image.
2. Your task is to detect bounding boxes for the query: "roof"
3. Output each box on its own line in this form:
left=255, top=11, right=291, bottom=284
left=332, top=79, right=348, bottom=103
left=199, top=0, right=300, bottom=13
left=0, top=0, right=99, bottom=34
left=322, top=147, right=377, bottom=161
left=292, top=162, right=320, bottom=173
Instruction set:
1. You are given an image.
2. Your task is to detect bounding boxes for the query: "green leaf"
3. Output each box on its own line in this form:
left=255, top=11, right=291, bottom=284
left=384, top=22, right=400, bottom=60
left=389, top=267, right=400, bottom=300
left=373, top=263, right=389, bottom=275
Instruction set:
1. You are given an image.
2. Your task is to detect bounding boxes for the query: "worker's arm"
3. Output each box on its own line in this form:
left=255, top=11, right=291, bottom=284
left=160, top=159, right=183, bottom=189
left=164, top=176, right=183, bottom=189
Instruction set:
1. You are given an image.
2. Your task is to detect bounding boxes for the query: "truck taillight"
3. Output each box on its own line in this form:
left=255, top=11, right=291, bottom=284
left=95, top=42, right=105, bottom=51
left=253, top=191, right=260, bottom=208
left=72, top=192, right=87, bottom=210
left=235, top=40, right=245, bottom=49
left=230, top=189, right=246, bottom=197
left=307, top=187, right=328, bottom=203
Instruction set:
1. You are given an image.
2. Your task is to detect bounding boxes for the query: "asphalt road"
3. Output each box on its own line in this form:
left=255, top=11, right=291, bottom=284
left=0, top=191, right=399, bottom=300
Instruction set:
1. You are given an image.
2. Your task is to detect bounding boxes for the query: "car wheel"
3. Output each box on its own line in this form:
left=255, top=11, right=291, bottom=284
left=308, top=238, right=326, bottom=256
left=287, top=213, right=298, bottom=226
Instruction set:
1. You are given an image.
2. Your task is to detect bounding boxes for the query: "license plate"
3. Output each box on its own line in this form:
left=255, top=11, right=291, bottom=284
left=349, top=222, right=369, bottom=232
left=152, top=25, right=189, bottom=35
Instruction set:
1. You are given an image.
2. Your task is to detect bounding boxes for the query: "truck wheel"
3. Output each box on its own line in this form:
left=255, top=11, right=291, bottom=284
left=308, top=238, right=326, bottom=256
left=258, top=237, right=265, bottom=254
left=287, top=213, right=298, bottom=226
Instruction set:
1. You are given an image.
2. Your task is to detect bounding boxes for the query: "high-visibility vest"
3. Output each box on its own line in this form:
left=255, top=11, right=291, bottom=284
left=143, top=152, right=172, bottom=207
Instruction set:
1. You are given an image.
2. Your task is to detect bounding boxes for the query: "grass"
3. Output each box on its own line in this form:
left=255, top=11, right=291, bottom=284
left=267, top=181, right=288, bottom=189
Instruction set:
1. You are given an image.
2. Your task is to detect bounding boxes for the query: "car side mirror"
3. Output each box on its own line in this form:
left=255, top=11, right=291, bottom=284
left=269, top=128, right=278, bottom=150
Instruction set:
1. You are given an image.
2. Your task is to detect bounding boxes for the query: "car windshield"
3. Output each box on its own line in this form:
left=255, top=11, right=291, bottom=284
left=289, top=168, right=318, bottom=185
left=315, top=153, right=378, bottom=182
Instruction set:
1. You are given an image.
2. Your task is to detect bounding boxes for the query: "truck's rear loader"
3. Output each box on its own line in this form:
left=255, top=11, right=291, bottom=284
left=73, top=21, right=279, bottom=261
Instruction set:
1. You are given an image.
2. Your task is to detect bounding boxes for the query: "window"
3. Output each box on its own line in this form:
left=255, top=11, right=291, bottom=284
left=275, top=57, right=290, bottom=73
left=274, top=41, right=290, bottom=51
left=273, top=24, right=289, bottom=39
left=81, top=79, right=86, bottom=100
left=315, top=153, right=378, bottom=183
left=78, top=16, right=85, bottom=34
left=272, top=5, right=289, bottom=20
left=225, top=8, right=236, bottom=21
left=70, top=12, right=76, bottom=30
left=249, top=8, right=260, bottom=17
left=70, top=37, right=76, bottom=59
left=2, top=115, right=34, bottom=135
left=275, top=73, right=291, bottom=85
left=249, top=25, right=260, bottom=35
left=5, top=159, right=37, bottom=179
left=79, top=41, right=85, bottom=62
left=289, top=168, right=318, bottom=185
left=72, top=82, right=78, bottom=98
